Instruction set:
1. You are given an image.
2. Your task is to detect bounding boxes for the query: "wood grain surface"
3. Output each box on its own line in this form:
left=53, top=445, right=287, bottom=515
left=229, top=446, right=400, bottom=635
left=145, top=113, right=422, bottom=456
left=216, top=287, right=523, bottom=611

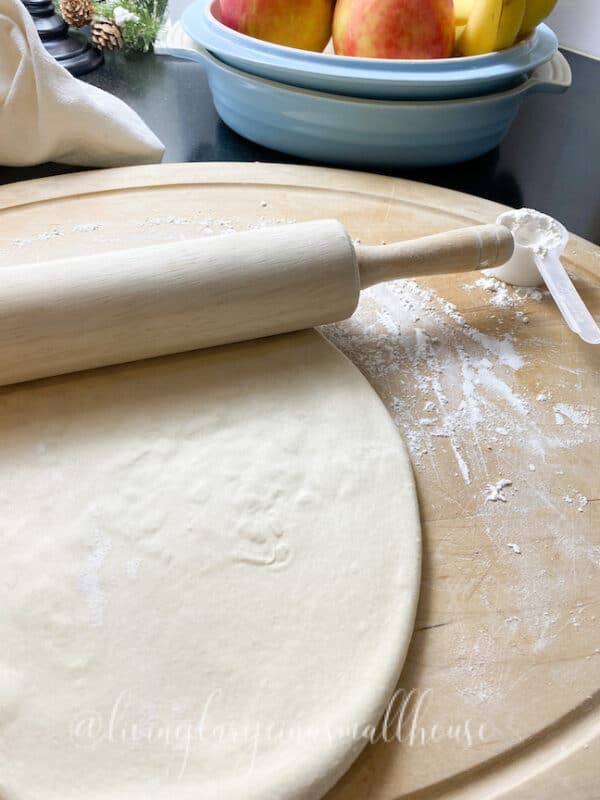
left=0, top=163, right=598, bottom=799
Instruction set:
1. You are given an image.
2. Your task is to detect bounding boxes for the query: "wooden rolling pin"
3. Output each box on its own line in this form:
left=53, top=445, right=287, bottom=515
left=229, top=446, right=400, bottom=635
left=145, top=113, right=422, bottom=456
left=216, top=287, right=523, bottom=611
left=0, top=219, right=513, bottom=386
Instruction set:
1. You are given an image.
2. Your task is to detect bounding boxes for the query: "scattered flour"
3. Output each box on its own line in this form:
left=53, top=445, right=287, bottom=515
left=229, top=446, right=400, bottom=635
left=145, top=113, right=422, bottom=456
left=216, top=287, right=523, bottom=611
left=323, top=276, right=595, bottom=492
left=72, top=223, right=102, bottom=233
left=532, top=608, right=562, bottom=654
left=139, top=216, right=192, bottom=226
left=564, top=493, right=589, bottom=512
left=469, top=277, right=515, bottom=308
left=14, top=229, right=63, bottom=247
left=323, top=279, right=532, bottom=485
left=516, top=286, right=545, bottom=302
left=553, top=403, right=591, bottom=427
left=486, top=479, right=513, bottom=503
left=135, top=213, right=297, bottom=234
left=465, top=276, right=546, bottom=308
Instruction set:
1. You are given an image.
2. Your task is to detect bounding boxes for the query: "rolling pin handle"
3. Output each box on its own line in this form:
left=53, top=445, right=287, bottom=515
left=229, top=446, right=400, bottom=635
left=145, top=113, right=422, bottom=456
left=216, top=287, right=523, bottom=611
left=356, top=224, right=515, bottom=289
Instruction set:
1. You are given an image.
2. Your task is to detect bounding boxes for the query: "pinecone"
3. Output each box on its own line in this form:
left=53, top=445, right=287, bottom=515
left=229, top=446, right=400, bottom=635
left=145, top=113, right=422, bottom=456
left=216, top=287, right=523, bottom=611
left=60, top=0, right=94, bottom=27
left=91, top=17, right=123, bottom=50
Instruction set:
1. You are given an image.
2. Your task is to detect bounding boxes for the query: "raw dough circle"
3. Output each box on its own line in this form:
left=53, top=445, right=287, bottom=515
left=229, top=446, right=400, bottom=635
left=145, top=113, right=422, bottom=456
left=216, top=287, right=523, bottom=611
left=0, top=330, right=420, bottom=800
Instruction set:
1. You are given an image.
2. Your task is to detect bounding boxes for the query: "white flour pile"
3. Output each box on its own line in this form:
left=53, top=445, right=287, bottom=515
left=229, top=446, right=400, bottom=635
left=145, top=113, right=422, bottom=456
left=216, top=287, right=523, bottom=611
left=465, top=275, right=545, bottom=310
left=502, top=208, right=564, bottom=257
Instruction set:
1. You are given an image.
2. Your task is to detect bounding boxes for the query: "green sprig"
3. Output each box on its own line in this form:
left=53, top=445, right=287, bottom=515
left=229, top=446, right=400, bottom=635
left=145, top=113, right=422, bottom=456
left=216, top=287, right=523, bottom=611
left=92, top=0, right=168, bottom=52
left=54, top=0, right=168, bottom=52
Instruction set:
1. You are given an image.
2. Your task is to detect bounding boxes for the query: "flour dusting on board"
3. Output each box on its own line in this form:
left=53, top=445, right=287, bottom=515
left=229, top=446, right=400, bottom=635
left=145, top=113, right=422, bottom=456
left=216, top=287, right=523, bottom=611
left=486, top=479, right=513, bottom=502
left=13, top=229, right=63, bottom=247
left=465, top=276, right=546, bottom=308
left=6, top=210, right=298, bottom=253
left=323, top=272, right=598, bottom=705
left=72, top=223, right=102, bottom=233
left=553, top=403, right=591, bottom=427
left=323, top=277, right=596, bottom=490
left=323, top=279, right=537, bottom=485
left=136, top=212, right=297, bottom=232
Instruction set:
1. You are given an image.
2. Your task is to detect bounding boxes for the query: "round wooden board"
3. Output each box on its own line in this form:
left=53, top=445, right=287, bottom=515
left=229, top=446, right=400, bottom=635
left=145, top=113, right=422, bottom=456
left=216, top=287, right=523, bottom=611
left=0, top=163, right=598, bottom=799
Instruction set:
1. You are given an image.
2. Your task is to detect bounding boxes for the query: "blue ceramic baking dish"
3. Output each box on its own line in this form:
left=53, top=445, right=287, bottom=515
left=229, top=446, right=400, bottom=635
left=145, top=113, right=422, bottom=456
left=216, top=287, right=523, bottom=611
left=170, top=44, right=571, bottom=168
left=181, top=0, right=559, bottom=100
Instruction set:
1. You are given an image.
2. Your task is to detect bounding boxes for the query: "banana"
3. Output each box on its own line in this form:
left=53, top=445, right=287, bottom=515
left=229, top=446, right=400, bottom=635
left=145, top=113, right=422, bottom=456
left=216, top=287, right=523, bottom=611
left=456, top=0, right=503, bottom=56
left=454, top=0, right=475, bottom=26
left=495, top=0, right=526, bottom=49
left=520, top=0, right=558, bottom=35
left=454, top=23, right=466, bottom=48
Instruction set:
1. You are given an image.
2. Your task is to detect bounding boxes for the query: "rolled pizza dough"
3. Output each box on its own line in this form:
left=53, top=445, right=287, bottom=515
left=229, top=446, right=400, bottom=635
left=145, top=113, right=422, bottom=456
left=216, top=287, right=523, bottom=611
left=0, top=329, right=420, bottom=800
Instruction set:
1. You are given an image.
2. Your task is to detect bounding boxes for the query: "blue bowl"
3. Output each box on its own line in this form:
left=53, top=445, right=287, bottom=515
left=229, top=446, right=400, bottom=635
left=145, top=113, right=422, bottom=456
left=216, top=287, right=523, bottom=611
left=181, top=0, right=559, bottom=100
left=172, top=45, right=571, bottom=168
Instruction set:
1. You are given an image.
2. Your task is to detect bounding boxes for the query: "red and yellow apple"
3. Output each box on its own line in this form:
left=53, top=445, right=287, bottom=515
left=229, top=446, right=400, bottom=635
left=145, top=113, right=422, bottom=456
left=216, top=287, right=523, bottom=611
left=333, top=0, right=455, bottom=59
left=219, top=0, right=334, bottom=52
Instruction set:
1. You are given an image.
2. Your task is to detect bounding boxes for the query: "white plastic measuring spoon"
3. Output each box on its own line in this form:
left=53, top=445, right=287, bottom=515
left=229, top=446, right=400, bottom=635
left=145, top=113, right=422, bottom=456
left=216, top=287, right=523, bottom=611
left=485, top=208, right=600, bottom=345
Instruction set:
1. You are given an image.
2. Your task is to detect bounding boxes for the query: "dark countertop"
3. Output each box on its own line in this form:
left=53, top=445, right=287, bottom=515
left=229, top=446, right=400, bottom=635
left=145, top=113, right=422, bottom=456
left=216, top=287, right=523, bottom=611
left=1, top=47, right=599, bottom=245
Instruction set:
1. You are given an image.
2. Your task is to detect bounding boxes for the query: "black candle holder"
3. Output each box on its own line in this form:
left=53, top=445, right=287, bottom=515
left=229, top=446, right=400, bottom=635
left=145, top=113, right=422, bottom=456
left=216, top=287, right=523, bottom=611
left=22, top=0, right=104, bottom=76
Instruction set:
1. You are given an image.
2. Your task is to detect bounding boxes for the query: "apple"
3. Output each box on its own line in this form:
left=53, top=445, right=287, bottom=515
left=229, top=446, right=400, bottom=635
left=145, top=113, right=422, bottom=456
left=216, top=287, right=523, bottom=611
left=219, top=0, right=334, bottom=52
left=333, top=0, right=455, bottom=59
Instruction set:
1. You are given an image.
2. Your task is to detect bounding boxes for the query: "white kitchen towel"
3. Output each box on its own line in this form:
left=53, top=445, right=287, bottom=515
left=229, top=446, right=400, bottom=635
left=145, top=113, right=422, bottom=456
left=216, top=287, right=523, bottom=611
left=0, top=0, right=164, bottom=167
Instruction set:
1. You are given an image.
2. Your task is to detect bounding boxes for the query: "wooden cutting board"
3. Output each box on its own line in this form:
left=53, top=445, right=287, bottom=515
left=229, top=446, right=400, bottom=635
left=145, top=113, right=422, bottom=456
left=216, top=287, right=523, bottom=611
left=0, top=163, right=598, bottom=799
